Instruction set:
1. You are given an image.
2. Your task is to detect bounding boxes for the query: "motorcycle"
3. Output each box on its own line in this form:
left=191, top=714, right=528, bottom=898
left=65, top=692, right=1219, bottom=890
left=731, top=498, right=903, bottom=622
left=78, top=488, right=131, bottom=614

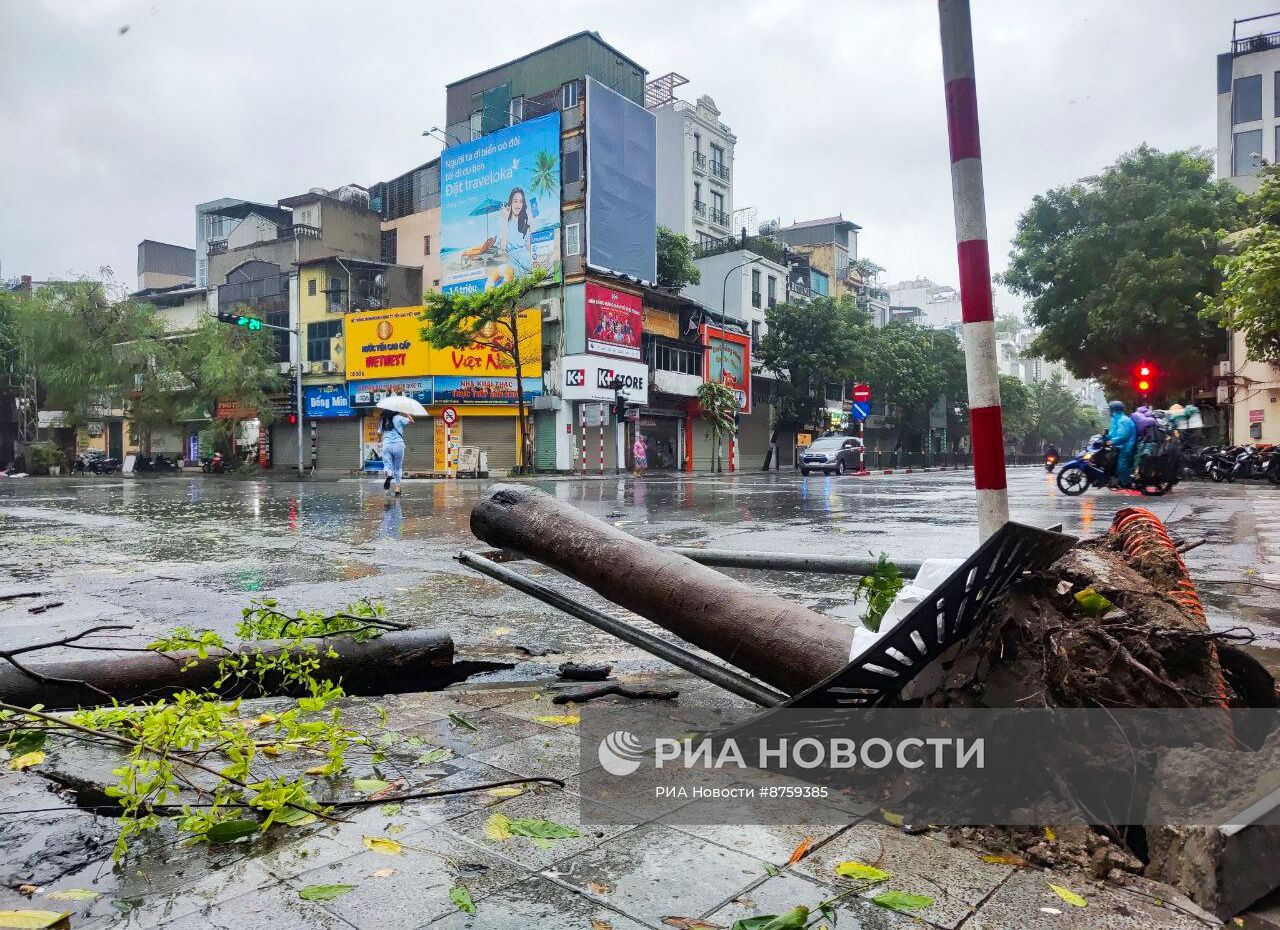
left=151, top=453, right=181, bottom=473
left=1043, top=451, right=1059, bottom=473
left=1207, top=445, right=1247, bottom=483
left=73, top=452, right=120, bottom=475
left=1055, top=436, right=1117, bottom=496
left=201, top=452, right=225, bottom=474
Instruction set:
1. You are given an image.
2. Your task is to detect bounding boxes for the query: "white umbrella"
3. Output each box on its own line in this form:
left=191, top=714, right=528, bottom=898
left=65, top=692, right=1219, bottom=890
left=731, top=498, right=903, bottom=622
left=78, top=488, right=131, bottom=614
left=377, top=395, right=428, bottom=417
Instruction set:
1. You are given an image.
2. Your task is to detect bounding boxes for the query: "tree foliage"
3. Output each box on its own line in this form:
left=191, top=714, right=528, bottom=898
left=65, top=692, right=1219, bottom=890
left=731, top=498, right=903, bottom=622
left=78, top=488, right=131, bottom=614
left=696, top=380, right=737, bottom=473
left=421, top=270, right=547, bottom=473
left=1204, top=163, right=1280, bottom=367
left=656, top=226, right=701, bottom=288
left=1026, top=376, right=1103, bottom=451
left=1002, top=145, right=1241, bottom=397
left=998, top=374, right=1033, bottom=441
left=857, top=323, right=967, bottom=440
left=754, top=295, right=866, bottom=428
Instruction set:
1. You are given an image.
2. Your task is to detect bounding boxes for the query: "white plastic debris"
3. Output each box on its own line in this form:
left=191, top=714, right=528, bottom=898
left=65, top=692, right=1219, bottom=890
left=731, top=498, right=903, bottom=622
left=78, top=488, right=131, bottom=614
left=849, top=558, right=965, bottom=660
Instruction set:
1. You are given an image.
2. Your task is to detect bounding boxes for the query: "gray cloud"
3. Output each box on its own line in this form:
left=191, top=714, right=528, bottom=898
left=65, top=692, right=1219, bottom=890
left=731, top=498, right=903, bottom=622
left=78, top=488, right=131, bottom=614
left=0, top=0, right=1270, bottom=310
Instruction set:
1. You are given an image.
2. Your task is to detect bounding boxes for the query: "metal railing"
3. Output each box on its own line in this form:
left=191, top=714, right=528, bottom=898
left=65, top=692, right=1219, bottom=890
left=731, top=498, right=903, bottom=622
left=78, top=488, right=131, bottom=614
left=709, top=161, right=730, bottom=181
left=206, top=240, right=228, bottom=256
left=693, top=200, right=707, bottom=217
left=832, top=450, right=1050, bottom=472
left=1234, top=30, right=1280, bottom=55
left=708, top=206, right=730, bottom=227
left=278, top=223, right=322, bottom=240
left=693, top=151, right=707, bottom=171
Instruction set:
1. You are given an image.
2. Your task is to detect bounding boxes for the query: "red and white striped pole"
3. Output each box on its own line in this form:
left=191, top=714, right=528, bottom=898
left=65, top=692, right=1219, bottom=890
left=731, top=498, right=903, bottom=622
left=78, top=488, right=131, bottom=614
left=939, top=0, right=1008, bottom=540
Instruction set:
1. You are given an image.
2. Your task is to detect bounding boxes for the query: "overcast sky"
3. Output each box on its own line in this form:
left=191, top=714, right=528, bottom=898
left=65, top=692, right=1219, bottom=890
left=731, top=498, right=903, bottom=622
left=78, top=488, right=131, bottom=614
left=1, top=0, right=1275, bottom=312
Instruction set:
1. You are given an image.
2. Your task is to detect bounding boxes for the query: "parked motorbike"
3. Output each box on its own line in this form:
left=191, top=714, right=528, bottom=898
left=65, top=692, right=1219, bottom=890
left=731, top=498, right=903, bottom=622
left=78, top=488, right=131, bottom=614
left=73, top=452, right=120, bottom=475
left=142, top=453, right=181, bottom=474
left=1207, top=445, right=1247, bottom=483
left=201, top=452, right=225, bottom=474
left=1055, top=436, right=1117, bottom=496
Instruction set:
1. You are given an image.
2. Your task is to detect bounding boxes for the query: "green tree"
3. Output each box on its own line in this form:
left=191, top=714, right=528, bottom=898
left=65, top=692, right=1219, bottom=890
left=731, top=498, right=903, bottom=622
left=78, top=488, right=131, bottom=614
left=1025, top=375, right=1102, bottom=451
left=10, top=278, right=170, bottom=429
left=1204, top=163, right=1280, bottom=366
left=696, top=380, right=737, bottom=473
left=998, top=374, right=1033, bottom=446
left=656, top=226, right=701, bottom=288
left=754, top=295, right=866, bottom=429
left=1002, top=145, right=1241, bottom=399
left=421, top=270, right=547, bottom=474
left=858, top=323, right=967, bottom=447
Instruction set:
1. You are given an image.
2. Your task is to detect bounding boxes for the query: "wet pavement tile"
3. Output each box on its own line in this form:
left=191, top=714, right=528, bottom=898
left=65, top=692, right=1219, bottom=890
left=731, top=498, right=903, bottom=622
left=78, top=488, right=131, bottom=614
left=285, top=826, right=528, bottom=930
left=964, top=867, right=1208, bottom=930
left=656, top=818, right=852, bottom=867
left=442, top=784, right=637, bottom=871
left=544, top=822, right=766, bottom=925
left=398, top=707, right=547, bottom=756
left=791, top=821, right=1012, bottom=929
left=468, top=728, right=584, bottom=780
left=703, top=871, right=921, bottom=929
left=424, top=874, right=650, bottom=929
left=153, top=881, right=360, bottom=930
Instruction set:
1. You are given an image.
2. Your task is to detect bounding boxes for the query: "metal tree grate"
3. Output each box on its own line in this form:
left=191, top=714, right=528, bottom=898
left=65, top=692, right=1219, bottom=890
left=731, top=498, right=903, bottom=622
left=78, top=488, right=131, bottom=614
left=785, top=521, right=1077, bottom=709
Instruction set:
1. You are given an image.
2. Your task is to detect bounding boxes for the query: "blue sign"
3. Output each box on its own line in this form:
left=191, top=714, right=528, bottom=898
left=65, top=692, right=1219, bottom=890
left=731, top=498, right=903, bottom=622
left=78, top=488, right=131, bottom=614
left=439, top=112, right=562, bottom=295
left=304, top=385, right=355, bottom=419
left=851, top=401, right=871, bottom=421
left=433, top=375, right=541, bottom=406
left=348, top=378, right=432, bottom=408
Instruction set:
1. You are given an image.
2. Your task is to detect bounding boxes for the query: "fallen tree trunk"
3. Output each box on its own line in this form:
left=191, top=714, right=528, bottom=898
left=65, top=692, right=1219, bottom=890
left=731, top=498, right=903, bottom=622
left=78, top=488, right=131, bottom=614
left=471, top=483, right=854, bottom=695
left=0, top=629, right=454, bottom=709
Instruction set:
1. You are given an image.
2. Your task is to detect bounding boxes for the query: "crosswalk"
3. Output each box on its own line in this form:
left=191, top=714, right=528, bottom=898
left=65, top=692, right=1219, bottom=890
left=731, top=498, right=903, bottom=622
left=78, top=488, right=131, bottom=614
left=1255, top=490, right=1280, bottom=583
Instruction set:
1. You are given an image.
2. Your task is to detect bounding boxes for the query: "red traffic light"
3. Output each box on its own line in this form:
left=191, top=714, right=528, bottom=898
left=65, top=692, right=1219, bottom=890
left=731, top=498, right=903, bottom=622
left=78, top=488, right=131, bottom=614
left=287, top=413, right=298, bottom=425
left=1132, top=360, right=1156, bottom=395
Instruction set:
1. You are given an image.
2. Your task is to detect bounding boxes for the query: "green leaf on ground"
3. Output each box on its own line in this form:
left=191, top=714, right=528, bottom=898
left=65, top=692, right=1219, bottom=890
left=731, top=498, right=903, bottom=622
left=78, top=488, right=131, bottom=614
left=447, top=712, right=478, bottom=731
left=762, top=863, right=780, bottom=877
left=353, top=778, right=391, bottom=795
left=834, top=861, right=890, bottom=882
left=297, top=884, right=356, bottom=902
left=415, top=748, right=453, bottom=765
left=449, top=884, right=476, bottom=914
left=379, top=802, right=403, bottom=816
left=1048, top=883, right=1088, bottom=908
left=731, top=906, right=809, bottom=929
left=506, top=817, right=582, bottom=848
left=0, top=912, right=71, bottom=929
left=204, top=819, right=259, bottom=844
left=43, top=891, right=98, bottom=902
left=3, top=731, right=46, bottom=757
left=871, top=891, right=933, bottom=913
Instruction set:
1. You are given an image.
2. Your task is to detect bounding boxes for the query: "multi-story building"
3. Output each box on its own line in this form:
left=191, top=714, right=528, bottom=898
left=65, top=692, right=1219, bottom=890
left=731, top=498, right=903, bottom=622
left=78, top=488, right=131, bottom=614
left=1217, top=14, right=1280, bottom=444
left=648, top=73, right=736, bottom=248
left=195, top=198, right=291, bottom=287
left=370, top=159, right=442, bottom=293
left=886, top=276, right=964, bottom=333
left=775, top=216, right=862, bottom=301
left=136, top=240, right=195, bottom=291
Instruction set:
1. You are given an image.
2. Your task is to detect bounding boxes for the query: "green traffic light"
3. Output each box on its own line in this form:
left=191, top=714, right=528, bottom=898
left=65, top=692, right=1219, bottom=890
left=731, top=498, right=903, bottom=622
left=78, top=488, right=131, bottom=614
left=234, top=316, right=263, bottom=331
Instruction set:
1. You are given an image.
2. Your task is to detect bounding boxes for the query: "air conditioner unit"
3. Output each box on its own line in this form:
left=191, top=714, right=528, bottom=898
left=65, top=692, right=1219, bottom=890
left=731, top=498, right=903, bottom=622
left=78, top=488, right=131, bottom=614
left=277, top=362, right=293, bottom=375
left=1218, top=360, right=1232, bottom=378
left=310, top=361, right=324, bottom=375
left=539, top=298, right=561, bottom=322
left=323, top=360, right=340, bottom=374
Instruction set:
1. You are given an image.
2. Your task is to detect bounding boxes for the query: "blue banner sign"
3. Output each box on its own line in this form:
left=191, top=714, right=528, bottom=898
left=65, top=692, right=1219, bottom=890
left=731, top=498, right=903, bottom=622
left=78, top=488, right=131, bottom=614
left=304, top=385, right=356, bottom=418
left=348, top=378, right=433, bottom=408
left=433, top=375, right=541, bottom=406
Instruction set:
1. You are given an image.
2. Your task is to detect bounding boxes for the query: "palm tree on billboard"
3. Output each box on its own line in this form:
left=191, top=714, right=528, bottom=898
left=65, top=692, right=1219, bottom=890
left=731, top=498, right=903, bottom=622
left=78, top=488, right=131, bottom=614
left=530, top=151, right=558, bottom=199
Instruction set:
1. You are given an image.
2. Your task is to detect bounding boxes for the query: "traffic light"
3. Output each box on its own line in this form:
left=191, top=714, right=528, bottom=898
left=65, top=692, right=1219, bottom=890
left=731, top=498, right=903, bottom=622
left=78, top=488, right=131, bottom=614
left=215, top=309, right=264, bottom=331
left=1132, top=360, right=1156, bottom=396
left=609, top=376, right=629, bottom=420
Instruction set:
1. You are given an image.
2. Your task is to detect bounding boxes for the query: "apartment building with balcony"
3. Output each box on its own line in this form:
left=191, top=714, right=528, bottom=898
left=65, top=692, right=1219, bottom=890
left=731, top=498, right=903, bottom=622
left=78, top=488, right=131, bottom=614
left=775, top=215, right=861, bottom=301
left=649, top=73, right=736, bottom=247
left=370, top=159, right=441, bottom=293
left=1217, top=13, right=1280, bottom=443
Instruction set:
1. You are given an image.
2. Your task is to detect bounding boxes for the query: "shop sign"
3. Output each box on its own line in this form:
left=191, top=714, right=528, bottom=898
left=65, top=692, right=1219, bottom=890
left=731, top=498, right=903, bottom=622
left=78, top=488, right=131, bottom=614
left=429, top=307, right=541, bottom=377
left=304, top=385, right=355, bottom=418
left=585, top=283, right=642, bottom=360
left=433, top=375, right=541, bottom=405
left=1249, top=408, right=1265, bottom=423
left=560, top=354, right=649, bottom=405
left=362, top=412, right=384, bottom=472
left=642, top=306, right=679, bottom=340
left=348, top=378, right=432, bottom=408
left=700, top=324, right=752, bottom=414
left=215, top=400, right=256, bottom=420
left=344, top=308, right=432, bottom=381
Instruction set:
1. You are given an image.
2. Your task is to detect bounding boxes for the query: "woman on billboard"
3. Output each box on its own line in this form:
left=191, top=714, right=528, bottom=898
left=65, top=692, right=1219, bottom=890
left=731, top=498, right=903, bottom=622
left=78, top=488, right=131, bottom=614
left=499, top=187, right=535, bottom=275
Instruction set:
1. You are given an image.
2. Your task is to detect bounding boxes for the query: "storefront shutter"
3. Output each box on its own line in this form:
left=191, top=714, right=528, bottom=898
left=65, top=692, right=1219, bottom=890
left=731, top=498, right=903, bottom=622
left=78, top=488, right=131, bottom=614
left=534, top=411, right=557, bottom=472
left=462, top=417, right=517, bottom=477
left=312, top=419, right=358, bottom=472
left=404, top=416, right=435, bottom=474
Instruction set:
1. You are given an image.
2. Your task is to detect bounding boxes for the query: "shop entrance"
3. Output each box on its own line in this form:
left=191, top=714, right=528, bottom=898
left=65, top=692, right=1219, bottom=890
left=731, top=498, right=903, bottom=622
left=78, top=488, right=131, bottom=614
left=632, top=416, right=680, bottom=471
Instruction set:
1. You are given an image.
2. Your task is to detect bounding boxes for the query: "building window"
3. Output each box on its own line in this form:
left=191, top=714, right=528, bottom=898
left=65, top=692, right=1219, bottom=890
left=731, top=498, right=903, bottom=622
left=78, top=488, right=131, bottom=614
left=751, top=320, right=760, bottom=345
left=697, top=232, right=717, bottom=249
left=470, top=110, right=483, bottom=140
left=1275, top=71, right=1280, bottom=117
left=563, top=149, right=582, bottom=183
left=693, top=132, right=700, bottom=153
left=825, top=382, right=843, bottom=403
left=561, top=80, right=581, bottom=109
left=326, top=273, right=346, bottom=312
left=751, top=269, right=762, bottom=308
left=811, top=268, right=830, bottom=297
left=380, top=229, right=397, bottom=264
left=709, top=143, right=724, bottom=167
left=432, top=279, right=440, bottom=289
left=565, top=223, right=581, bottom=256
left=1234, top=74, right=1263, bottom=124
left=767, top=275, right=777, bottom=308
left=423, top=235, right=431, bottom=256
left=645, top=336, right=702, bottom=375
left=306, top=320, right=342, bottom=362
left=307, top=278, right=317, bottom=297
left=1235, top=128, right=1264, bottom=176
left=509, top=96, right=524, bottom=124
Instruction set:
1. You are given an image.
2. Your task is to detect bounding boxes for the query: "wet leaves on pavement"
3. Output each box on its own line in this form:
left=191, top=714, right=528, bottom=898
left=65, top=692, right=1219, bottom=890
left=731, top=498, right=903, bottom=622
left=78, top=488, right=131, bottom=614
left=870, top=891, right=933, bottom=913
left=204, top=819, right=259, bottom=844
left=833, top=861, right=889, bottom=882
left=980, top=852, right=1029, bottom=867
left=379, top=802, right=403, bottom=816
left=533, top=714, right=580, bottom=726
left=362, top=835, right=404, bottom=855
left=7, top=751, right=45, bottom=771
left=447, top=712, right=478, bottom=731
left=298, top=884, right=356, bottom=902
left=1048, top=883, right=1088, bottom=908
left=449, top=884, right=476, bottom=915
left=730, top=905, right=809, bottom=929
left=662, top=918, right=722, bottom=929
left=416, top=747, right=453, bottom=764
left=486, top=786, right=523, bottom=798
left=352, top=777, right=391, bottom=795
left=0, top=912, right=71, bottom=929
left=43, top=891, right=97, bottom=902
left=786, top=836, right=813, bottom=865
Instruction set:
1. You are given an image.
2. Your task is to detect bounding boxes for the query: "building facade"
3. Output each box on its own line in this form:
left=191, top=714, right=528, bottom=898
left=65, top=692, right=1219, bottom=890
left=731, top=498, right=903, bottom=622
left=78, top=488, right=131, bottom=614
left=136, top=240, right=195, bottom=291
left=1217, top=16, right=1280, bottom=444
left=371, top=159, right=442, bottom=293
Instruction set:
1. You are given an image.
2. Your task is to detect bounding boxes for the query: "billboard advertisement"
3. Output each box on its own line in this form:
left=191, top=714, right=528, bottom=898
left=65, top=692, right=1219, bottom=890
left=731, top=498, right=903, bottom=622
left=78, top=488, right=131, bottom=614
left=439, top=112, right=562, bottom=296
left=348, top=377, right=432, bottom=409
left=344, top=308, right=431, bottom=381
left=584, top=283, right=642, bottom=360
left=561, top=354, right=649, bottom=406
left=304, top=385, right=355, bottom=418
left=701, top=324, right=751, bottom=414
left=585, top=77, right=657, bottom=284
left=431, top=307, right=542, bottom=378
left=433, top=376, right=541, bottom=406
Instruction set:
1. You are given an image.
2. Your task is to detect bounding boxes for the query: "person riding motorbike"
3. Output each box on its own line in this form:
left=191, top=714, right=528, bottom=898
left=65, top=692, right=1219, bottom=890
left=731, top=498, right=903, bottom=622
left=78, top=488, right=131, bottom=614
left=1106, top=399, right=1137, bottom=487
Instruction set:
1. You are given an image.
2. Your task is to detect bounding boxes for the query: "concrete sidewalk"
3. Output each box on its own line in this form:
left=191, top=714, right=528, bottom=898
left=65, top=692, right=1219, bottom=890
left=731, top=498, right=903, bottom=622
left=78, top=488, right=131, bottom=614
left=1, top=678, right=1218, bottom=930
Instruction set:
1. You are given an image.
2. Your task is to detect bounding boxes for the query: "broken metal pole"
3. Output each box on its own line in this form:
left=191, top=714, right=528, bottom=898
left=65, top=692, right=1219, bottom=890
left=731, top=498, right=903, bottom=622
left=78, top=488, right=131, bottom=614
left=0, top=629, right=454, bottom=709
left=470, top=484, right=855, bottom=696
left=671, top=548, right=924, bottom=578
left=458, top=550, right=785, bottom=707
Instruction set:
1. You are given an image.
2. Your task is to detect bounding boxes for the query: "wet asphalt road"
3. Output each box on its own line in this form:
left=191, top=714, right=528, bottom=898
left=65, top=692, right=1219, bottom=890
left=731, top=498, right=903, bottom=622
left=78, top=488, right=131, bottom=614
left=2, top=467, right=1278, bottom=678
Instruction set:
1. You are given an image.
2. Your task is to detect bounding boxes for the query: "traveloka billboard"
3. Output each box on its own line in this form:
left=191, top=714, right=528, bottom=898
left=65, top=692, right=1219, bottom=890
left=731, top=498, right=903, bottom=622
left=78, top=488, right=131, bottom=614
left=440, top=112, right=562, bottom=296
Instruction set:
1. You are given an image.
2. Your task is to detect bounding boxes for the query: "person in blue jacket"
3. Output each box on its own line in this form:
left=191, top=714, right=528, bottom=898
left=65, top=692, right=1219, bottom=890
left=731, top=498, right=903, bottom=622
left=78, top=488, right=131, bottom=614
left=1106, top=399, right=1137, bottom=487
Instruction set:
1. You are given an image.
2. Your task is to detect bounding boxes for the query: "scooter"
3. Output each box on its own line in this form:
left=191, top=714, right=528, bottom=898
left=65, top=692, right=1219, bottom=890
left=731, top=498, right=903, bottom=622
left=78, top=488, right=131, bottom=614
left=1043, top=451, right=1059, bottom=473
left=151, top=453, right=181, bottom=473
left=1055, top=436, right=1117, bottom=496
left=201, top=452, right=225, bottom=474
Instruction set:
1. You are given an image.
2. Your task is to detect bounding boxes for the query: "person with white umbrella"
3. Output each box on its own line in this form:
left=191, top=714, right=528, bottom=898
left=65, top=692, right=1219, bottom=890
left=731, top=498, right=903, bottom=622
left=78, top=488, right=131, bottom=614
left=377, top=392, right=428, bottom=496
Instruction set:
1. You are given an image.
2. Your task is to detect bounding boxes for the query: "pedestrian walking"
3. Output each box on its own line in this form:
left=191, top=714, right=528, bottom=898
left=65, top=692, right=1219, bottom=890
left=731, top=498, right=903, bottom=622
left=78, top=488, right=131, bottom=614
left=379, top=408, right=413, bottom=496
left=633, top=434, right=648, bottom=477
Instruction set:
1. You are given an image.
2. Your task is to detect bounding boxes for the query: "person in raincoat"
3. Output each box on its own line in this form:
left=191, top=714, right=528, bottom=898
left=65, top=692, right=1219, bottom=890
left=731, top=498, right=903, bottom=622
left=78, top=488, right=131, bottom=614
left=1106, top=399, right=1137, bottom=487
